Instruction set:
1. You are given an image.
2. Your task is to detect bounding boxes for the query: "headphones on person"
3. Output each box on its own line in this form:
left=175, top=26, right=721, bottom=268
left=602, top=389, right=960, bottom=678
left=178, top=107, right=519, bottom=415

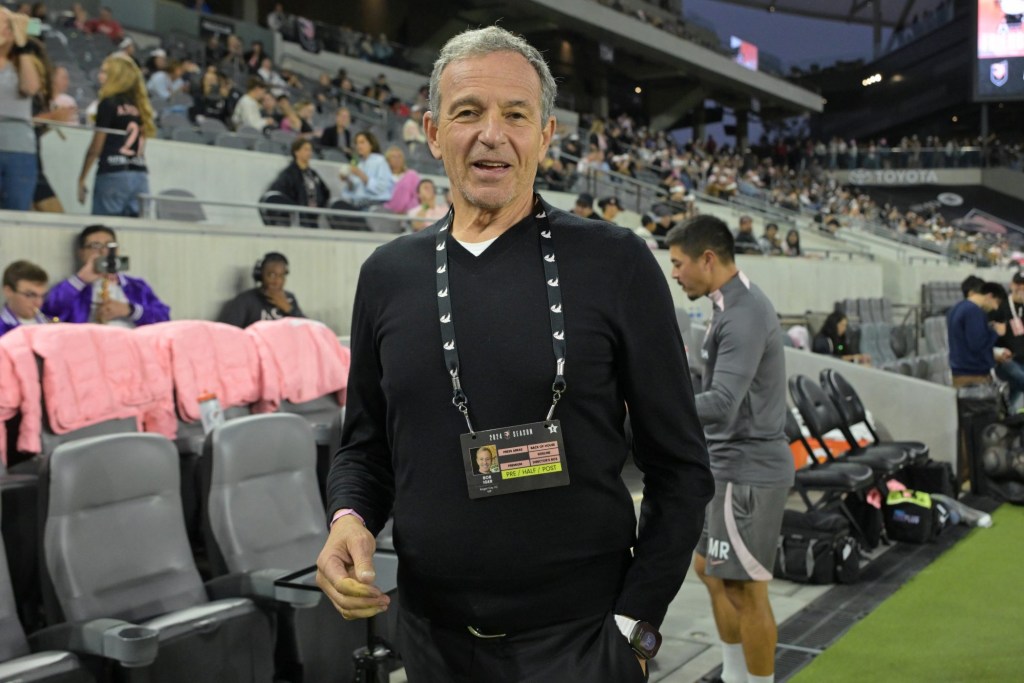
left=252, top=252, right=289, bottom=283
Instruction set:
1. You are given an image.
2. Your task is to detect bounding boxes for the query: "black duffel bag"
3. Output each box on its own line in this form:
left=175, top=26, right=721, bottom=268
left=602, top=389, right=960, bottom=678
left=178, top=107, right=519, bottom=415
left=774, top=509, right=860, bottom=585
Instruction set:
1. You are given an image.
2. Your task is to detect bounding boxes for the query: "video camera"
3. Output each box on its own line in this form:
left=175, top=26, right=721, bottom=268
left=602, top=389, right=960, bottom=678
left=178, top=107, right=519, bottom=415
left=94, top=242, right=130, bottom=274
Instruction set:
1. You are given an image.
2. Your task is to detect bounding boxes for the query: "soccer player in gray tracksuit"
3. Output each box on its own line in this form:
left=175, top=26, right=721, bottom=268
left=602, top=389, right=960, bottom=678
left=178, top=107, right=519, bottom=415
left=667, top=215, right=795, bottom=683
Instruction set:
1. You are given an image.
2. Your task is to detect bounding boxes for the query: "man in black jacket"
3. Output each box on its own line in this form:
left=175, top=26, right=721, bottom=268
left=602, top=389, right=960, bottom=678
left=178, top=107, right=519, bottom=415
left=316, top=106, right=353, bottom=158
left=316, top=26, right=713, bottom=682
left=266, top=138, right=329, bottom=227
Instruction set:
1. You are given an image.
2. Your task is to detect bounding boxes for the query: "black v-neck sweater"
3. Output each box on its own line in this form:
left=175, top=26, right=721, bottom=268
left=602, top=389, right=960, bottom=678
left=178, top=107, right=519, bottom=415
left=328, top=199, right=713, bottom=632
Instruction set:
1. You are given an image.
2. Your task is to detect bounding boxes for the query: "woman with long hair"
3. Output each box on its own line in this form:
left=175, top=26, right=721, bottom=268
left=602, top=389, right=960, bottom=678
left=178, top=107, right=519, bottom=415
left=0, top=7, right=41, bottom=210
left=77, top=53, right=156, bottom=217
left=337, top=130, right=395, bottom=208
left=812, top=311, right=870, bottom=364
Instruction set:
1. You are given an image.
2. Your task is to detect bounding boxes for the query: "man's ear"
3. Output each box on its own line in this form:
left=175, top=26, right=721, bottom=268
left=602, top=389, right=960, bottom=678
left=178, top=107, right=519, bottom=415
left=424, top=111, right=442, bottom=161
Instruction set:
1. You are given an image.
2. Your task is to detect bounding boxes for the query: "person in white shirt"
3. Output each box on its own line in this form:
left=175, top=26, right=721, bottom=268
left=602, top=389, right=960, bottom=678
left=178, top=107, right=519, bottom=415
left=231, top=76, right=273, bottom=131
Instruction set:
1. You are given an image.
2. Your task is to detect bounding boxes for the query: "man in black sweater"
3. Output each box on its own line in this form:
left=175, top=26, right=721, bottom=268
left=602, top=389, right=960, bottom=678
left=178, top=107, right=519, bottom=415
left=316, top=26, right=713, bottom=682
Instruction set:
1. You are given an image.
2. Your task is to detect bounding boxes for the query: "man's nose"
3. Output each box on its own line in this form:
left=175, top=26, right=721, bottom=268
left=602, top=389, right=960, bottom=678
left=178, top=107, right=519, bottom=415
left=478, top=111, right=506, bottom=147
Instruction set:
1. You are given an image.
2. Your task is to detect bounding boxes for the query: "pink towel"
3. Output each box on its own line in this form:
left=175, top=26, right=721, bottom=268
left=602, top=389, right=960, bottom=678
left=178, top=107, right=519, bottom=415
left=246, top=318, right=350, bottom=412
left=0, top=346, right=22, bottom=466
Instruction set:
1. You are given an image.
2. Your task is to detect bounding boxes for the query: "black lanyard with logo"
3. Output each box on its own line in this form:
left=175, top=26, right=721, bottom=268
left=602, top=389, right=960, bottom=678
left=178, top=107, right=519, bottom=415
left=434, top=200, right=571, bottom=499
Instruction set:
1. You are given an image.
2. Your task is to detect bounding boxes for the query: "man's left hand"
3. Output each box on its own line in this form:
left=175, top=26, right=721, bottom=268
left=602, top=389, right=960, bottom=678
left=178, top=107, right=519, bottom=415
left=97, top=301, right=132, bottom=323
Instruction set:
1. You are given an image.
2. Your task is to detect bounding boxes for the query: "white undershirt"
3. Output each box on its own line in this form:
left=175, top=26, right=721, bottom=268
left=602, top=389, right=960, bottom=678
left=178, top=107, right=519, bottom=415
left=455, top=236, right=498, bottom=257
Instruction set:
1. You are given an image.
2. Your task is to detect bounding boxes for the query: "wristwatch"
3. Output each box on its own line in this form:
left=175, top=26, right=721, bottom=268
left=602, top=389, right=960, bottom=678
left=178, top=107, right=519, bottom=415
left=614, top=615, right=662, bottom=660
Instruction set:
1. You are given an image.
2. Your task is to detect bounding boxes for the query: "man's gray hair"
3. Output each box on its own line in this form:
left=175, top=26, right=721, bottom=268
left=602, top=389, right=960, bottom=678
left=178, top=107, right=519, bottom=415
left=429, top=26, right=557, bottom=123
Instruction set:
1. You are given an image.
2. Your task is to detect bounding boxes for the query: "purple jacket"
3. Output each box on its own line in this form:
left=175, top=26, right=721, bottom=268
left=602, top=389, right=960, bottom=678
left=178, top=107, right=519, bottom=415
left=0, top=305, right=49, bottom=337
left=42, top=274, right=171, bottom=325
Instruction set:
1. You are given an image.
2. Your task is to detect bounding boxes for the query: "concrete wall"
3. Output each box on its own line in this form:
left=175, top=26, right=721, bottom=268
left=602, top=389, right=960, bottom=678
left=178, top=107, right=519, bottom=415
left=784, top=349, right=957, bottom=467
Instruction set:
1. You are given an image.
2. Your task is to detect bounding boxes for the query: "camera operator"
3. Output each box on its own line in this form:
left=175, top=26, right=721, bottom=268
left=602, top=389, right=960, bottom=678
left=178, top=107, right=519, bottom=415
left=42, top=224, right=170, bottom=327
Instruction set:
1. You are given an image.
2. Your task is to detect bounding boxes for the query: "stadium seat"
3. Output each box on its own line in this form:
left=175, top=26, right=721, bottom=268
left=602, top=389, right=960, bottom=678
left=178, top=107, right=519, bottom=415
left=215, top=132, right=254, bottom=150
left=159, top=112, right=190, bottom=131
left=320, top=147, right=348, bottom=163
left=202, top=414, right=365, bottom=683
left=268, top=129, right=299, bottom=146
left=0, top=505, right=92, bottom=683
left=326, top=199, right=370, bottom=231
left=38, top=433, right=276, bottom=683
left=788, top=375, right=909, bottom=478
left=171, top=127, right=208, bottom=145
left=820, top=369, right=929, bottom=464
left=154, top=189, right=207, bottom=222
left=255, top=138, right=289, bottom=155
left=259, top=190, right=299, bottom=227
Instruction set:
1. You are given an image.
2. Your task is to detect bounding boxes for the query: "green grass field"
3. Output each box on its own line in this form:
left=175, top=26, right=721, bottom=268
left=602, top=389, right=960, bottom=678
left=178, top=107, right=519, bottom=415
left=791, top=505, right=1024, bottom=682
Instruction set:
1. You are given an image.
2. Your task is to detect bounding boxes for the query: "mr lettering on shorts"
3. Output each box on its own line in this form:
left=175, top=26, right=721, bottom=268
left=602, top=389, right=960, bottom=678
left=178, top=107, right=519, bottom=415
left=707, top=535, right=731, bottom=565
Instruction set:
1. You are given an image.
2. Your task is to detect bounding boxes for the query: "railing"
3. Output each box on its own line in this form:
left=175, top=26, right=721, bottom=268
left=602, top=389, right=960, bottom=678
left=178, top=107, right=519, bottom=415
left=137, top=193, right=411, bottom=232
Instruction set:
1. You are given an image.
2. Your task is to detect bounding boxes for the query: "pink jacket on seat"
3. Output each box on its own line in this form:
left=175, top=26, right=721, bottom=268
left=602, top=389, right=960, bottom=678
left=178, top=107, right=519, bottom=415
left=246, top=318, right=350, bottom=412
left=0, top=324, right=173, bottom=458
left=137, top=320, right=263, bottom=436
left=0, top=346, right=22, bottom=465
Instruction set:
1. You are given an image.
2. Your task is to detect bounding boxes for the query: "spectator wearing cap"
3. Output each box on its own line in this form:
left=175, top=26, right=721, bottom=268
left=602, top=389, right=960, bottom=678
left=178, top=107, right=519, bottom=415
left=571, top=193, right=596, bottom=219
left=143, top=48, right=166, bottom=78
left=116, top=37, right=140, bottom=69
left=598, top=196, right=621, bottom=224
left=734, top=215, right=762, bottom=255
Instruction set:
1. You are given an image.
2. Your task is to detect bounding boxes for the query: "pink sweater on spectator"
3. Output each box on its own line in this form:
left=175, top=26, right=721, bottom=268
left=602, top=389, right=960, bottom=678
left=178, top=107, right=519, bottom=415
left=246, top=318, right=350, bottom=412
left=382, top=169, right=421, bottom=214
left=137, top=320, right=263, bottom=436
left=0, top=324, right=173, bottom=461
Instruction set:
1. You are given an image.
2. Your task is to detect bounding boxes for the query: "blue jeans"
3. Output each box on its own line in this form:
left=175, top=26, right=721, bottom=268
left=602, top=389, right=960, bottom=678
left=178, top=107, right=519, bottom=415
left=0, top=151, right=39, bottom=210
left=92, top=171, right=149, bottom=217
left=995, top=359, right=1024, bottom=404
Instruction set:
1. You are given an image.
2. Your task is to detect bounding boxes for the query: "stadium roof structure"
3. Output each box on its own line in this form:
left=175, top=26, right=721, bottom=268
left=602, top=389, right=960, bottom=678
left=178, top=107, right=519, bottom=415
left=708, top=0, right=950, bottom=29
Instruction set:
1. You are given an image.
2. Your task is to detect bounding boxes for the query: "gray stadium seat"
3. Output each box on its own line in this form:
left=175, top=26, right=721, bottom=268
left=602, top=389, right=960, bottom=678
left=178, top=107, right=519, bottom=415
left=154, top=189, right=207, bottom=223
left=0, top=506, right=92, bottom=682
left=202, top=414, right=365, bottom=683
left=39, top=434, right=275, bottom=683
left=320, top=147, right=348, bottom=162
left=171, top=127, right=208, bottom=145
left=214, top=132, right=253, bottom=150
left=159, top=112, right=190, bottom=131
left=197, top=117, right=228, bottom=143
left=268, top=128, right=298, bottom=146
left=255, top=138, right=289, bottom=155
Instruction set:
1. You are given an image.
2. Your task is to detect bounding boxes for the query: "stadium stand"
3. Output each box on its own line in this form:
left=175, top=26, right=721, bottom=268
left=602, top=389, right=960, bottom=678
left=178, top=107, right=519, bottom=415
left=4, top=0, right=1022, bottom=680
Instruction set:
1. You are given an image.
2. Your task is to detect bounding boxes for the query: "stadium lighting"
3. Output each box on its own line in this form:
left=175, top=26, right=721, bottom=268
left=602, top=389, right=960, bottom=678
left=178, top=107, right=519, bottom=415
left=861, top=73, right=882, bottom=87
left=634, top=86, right=642, bottom=94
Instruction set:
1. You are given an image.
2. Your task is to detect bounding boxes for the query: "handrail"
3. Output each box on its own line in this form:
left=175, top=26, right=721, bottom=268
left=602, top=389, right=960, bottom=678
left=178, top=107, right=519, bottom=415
left=137, top=193, right=411, bottom=230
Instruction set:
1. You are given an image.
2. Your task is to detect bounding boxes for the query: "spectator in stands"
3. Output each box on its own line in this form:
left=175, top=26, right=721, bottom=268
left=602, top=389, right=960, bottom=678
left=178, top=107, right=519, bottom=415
left=266, top=3, right=286, bottom=33
left=218, top=252, right=305, bottom=328
left=947, top=278, right=1004, bottom=388
left=1, top=260, right=49, bottom=334
left=337, top=130, right=394, bottom=209
left=190, top=68, right=227, bottom=122
left=243, top=40, right=265, bottom=74
left=25, top=37, right=70, bottom=213
left=571, top=192, right=596, bottom=219
left=313, top=72, right=337, bottom=108
left=116, top=37, right=140, bottom=69
left=279, top=97, right=314, bottom=135
left=77, top=54, right=155, bottom=217
left=650, top=204, right=676, bottom=243
left=734, top=215, right=762, bottom=255
left=0, top=7, right=41, bottom=211
left=759, top=222, right=783, bottom=256
left=406, top=178, right=447, bottom=232
left=204, top=34, right=224, bottom=66
left=402, top=105, right=426, bottom=156
left=67, top=3, right=88, bottom=31
left=783, top=229, right=801, bottom=257
left=83, top=6, right=123, bottom=42
left=598, top=196, right=621, bottom=224
left=812, top=311, right=870, bottom=364
left=50, top=64, right=76, bottom=111
left=143, top=48, right=166, bottom=78
left=257, top=56, right=292, bottom=96
left=380, top=145, right=420, bottom=214
left=231, top=76, right=273, bottom=131
left=43, top=224, right=170, bottom=327
left=218, top=34, right=247, bottom=88
left=372, top=33, right=394, bottom=64
left=267, top=138, right=329, bottom=227
left=317, top=106, right=354, bottom=157
left=146, top=59, right=187, bottom=102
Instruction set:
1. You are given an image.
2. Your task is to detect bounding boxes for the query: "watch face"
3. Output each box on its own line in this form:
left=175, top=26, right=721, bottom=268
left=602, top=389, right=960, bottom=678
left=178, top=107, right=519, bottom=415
left=640, top=632, right=658, bottom=651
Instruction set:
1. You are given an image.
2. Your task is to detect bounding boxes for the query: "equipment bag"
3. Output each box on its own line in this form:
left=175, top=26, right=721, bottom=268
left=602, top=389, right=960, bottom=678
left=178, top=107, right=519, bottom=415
left=774, top=509, right=860, bottom=585
left=900, top=460, right=957, bottom=498
left=843, top=491, right=885, bottom=549
left=884, top=489, right=940, bottom=543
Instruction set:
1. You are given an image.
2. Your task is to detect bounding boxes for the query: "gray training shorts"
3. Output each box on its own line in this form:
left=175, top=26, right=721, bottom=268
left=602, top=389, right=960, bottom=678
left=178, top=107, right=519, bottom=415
left=696, top=480, right=789, bottom=581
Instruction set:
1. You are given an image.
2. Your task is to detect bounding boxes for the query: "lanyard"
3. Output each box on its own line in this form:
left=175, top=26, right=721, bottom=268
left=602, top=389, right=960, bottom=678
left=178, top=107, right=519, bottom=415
left=435, top=201, right=566, bottom=435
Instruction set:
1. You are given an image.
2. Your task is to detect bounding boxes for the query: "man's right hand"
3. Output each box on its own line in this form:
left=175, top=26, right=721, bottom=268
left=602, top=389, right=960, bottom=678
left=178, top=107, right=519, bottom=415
left=76, top=260, right=100, bottom=285
left=993, top=322, right=1008, bottom=337
left=315, top=515, right=390, bottom=620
